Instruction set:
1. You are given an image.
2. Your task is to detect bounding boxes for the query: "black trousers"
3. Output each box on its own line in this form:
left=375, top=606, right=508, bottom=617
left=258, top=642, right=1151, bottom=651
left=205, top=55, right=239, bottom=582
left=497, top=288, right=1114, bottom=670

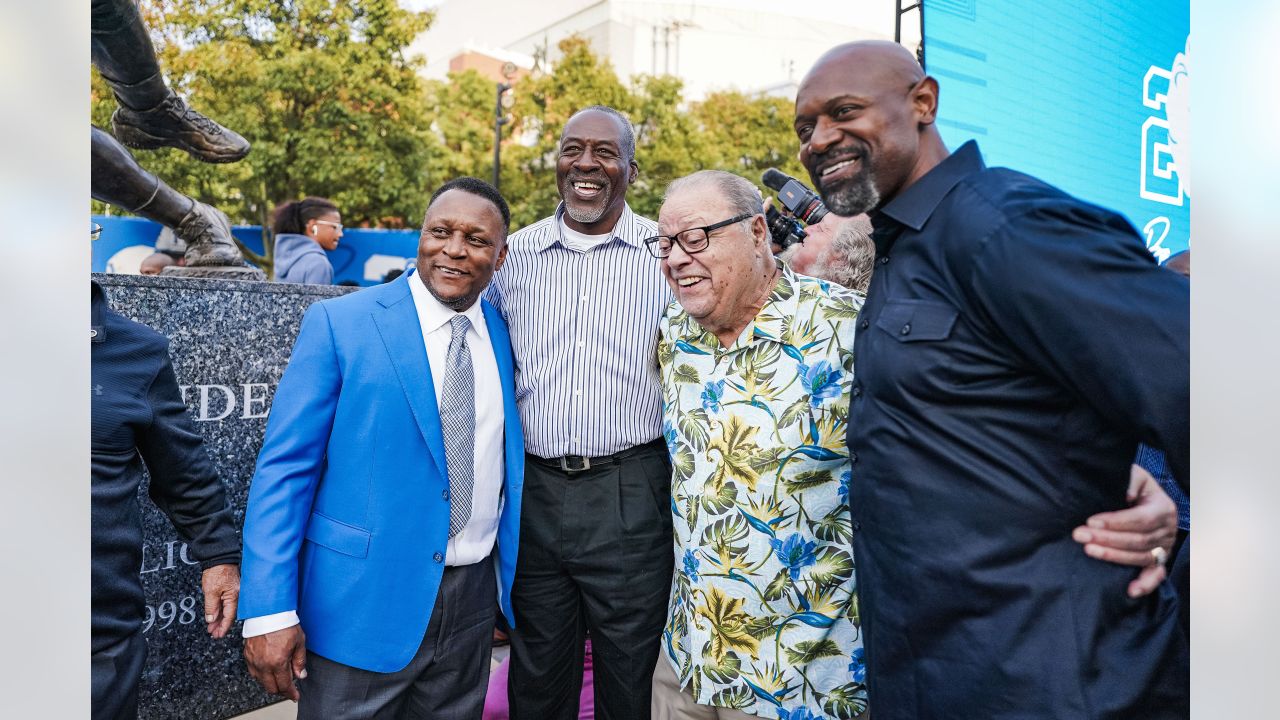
left=1172, top=531, right=1190, bottom=638
left=508, top=440, right=674, bottom=720
left=91, top=629, right=145, bottom=720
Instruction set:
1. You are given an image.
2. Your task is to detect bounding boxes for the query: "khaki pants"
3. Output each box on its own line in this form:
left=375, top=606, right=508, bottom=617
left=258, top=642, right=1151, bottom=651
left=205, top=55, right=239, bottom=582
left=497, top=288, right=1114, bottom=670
left=650, top=654, right=759, bottom=720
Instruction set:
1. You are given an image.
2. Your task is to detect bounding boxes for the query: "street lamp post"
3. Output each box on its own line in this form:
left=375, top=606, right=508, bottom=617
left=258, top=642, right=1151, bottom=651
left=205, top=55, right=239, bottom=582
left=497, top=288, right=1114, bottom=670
left=895, top=0, right=921, bottom=43
left=894, top=0, right=925, bottom=66
left=493, top=82, right=511, bottom=191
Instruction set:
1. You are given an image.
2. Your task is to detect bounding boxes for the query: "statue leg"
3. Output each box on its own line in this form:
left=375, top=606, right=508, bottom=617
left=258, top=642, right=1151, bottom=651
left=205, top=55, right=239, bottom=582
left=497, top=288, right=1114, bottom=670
left=92, top=126, right=245, bottom=267
left=91, top=0, right=250, bottom=163
left=91, top=0, right=168, bottom=110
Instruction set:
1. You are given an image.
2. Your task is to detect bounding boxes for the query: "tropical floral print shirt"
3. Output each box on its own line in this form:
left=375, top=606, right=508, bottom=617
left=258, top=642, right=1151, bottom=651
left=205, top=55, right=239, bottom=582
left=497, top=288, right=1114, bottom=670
left=658, top=264, right=868, bottom=719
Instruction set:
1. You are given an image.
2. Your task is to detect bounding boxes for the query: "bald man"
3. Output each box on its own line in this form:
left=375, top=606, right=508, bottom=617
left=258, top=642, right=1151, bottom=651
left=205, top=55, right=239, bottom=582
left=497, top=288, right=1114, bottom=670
left=139, top=252, right=177, bottom=276
left=794, top=41, right=1189, bottom=718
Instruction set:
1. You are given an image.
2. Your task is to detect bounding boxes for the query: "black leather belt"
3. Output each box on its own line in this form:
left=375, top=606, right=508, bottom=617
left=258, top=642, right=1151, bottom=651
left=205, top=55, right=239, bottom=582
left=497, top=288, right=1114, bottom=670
left=531, top=438, right=665, bottom=474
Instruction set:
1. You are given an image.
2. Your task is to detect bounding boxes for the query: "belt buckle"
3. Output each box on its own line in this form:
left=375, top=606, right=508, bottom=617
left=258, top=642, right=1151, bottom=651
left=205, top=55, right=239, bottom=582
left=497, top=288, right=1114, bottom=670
left=559, top=455, right=591, bottom=473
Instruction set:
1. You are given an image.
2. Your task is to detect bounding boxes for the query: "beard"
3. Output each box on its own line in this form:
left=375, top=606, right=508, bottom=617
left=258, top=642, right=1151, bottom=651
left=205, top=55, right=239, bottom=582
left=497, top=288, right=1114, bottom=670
left=820, top=168, right=880, bottom=217
left=560, top=174, right=612, bottom=225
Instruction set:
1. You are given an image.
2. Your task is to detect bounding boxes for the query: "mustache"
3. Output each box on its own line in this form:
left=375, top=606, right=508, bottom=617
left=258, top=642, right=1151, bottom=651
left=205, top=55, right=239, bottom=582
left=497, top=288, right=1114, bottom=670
left=810, top=144, right=870, bottom=174
left=564, top=172, right=611, bottom=187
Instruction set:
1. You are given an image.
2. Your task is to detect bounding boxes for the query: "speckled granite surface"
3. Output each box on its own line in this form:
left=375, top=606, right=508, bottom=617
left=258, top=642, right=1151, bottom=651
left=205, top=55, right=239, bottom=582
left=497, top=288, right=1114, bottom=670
left=94, top=274, right=356, bottom=720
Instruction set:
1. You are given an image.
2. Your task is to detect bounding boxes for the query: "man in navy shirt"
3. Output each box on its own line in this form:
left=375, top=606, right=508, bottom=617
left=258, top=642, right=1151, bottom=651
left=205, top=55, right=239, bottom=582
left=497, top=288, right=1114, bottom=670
left=793, top=41, right=1189, bottom=718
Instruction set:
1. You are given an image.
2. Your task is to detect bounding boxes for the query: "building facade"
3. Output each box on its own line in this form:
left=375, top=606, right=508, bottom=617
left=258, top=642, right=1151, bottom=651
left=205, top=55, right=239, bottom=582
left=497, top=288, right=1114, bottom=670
left=409, top=0, right=908, bottom=101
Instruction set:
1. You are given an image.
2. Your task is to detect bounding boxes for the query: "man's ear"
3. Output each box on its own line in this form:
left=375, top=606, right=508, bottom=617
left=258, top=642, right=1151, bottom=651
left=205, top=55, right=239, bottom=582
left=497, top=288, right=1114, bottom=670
left=912, top=76, right=940, bottom=126
left=751, top=213, right=770, bottom=248
left=628, top=159, right=639, bottom=185
left=494, top=238, right=510, bottom=272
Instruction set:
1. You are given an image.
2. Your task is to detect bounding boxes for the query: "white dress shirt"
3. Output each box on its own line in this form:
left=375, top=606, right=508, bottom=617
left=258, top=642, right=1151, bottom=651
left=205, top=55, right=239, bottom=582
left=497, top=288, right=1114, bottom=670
left=242, top=272, right=505, bottom=638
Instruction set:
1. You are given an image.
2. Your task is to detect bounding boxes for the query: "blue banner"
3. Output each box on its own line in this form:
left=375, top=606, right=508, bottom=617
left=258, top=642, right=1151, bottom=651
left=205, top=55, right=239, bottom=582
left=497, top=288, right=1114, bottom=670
left=92, top=215, right=419, bottom=286
left=922, top=0, right=1190, bottom=260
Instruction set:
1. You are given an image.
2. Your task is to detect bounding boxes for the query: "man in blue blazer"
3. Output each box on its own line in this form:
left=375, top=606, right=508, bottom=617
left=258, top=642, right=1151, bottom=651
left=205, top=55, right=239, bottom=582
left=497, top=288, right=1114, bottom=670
left=239, top=177, right=523, bottom=719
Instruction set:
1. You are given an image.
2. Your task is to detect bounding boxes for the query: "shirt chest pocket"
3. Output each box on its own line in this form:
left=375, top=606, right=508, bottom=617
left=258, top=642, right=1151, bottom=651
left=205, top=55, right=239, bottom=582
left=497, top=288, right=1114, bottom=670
left=874, top=300, right=959, bottom=343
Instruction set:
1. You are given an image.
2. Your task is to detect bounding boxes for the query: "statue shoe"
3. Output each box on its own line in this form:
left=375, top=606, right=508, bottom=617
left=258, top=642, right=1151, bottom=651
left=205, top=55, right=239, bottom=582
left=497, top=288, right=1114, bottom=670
left=111, top=93, right=250, bottom=163
left=175, top=202, right=245, bottom=267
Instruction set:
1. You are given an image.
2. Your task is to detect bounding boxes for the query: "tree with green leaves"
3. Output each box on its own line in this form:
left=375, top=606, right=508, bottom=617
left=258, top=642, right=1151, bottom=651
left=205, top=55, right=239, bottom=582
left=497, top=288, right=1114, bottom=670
left=496, top=36, right=635, bottom=228
left=421, top=69, right=507, bottom=195
left=495, top=36, right=811, bottom=225
left=92, top=9, right=818, bottom=258
left=92, top=0, right=436, bottom=272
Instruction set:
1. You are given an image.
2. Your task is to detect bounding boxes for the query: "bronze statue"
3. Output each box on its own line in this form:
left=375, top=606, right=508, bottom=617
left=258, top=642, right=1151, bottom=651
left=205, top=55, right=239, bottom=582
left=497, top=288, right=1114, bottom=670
left=91, top=0, right=256, bottom=274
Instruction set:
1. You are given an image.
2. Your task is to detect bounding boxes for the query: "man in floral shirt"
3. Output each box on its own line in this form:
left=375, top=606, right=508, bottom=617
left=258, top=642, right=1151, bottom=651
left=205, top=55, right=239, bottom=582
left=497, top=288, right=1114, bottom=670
left=650, top=170, right=867, bottom=720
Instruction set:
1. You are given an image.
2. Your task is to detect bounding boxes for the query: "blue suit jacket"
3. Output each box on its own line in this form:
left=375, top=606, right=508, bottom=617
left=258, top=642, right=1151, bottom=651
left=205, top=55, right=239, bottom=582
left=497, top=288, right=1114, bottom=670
left=239, top=272, right=524, bottom=673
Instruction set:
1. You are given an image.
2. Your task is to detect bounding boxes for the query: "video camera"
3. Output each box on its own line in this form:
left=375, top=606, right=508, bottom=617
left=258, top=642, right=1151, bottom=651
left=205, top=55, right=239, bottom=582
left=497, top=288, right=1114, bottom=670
left=761, top=168, right=828, bottom=252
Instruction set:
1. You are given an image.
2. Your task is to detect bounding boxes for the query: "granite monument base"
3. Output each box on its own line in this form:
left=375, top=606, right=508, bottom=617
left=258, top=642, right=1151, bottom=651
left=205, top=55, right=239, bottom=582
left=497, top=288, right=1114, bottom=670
left=95, top=273, right=356, bottom=720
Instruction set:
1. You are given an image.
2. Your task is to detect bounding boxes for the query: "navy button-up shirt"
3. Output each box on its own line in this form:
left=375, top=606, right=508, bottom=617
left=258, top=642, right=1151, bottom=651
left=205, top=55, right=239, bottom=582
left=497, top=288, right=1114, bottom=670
left=847, top=142, right=1188, bottom=718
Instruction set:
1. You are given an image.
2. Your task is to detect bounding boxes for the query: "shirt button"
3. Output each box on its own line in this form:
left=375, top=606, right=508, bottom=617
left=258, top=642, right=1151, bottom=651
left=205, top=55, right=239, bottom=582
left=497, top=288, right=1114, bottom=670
left=89, top=329, right=98, bottom=338
left=879, top=256, right=890, bottom=265
left=575, top=389, right=582, bottom=395
left=859, top=319, right=869, bottom=330
left=852, top=386, right=862, bottom=397
left=901, top=323, right=911, bottom=335
left=577, top=340, right=585, bottom=347
left=852, top=520, right=863, bottom=532
left=850, top=452, right=858, bottom=464
left=433, top=552, right=444, bottom=563
left=442, top=489, right=450, bottom=501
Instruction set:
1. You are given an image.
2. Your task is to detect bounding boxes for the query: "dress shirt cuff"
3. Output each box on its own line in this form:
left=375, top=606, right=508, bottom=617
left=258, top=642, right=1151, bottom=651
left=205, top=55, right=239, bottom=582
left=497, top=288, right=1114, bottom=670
left=242, top=611, right=300, bottom=638
left=198, top=553, right=241, bottom=571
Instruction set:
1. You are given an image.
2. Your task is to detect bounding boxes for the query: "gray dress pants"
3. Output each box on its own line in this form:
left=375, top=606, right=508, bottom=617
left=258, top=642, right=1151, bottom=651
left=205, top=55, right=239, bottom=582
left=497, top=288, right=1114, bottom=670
left=298, top=556, right=497, bottom=720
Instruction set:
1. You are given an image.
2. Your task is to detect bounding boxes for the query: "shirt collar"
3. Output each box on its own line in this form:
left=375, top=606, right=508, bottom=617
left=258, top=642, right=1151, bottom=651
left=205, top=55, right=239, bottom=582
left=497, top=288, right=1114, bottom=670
left=538, top=202, right=641, bottom=251
left=406, top=268, right=487, bottom=338
left=874, top=140, right=985, bottom=236
left=748, top=262, right=803, bottom=349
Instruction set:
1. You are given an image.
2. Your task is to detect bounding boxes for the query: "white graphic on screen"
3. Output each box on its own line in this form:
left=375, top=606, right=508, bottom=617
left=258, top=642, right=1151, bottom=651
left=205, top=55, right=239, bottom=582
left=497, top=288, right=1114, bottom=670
left=1143, top=217, right=1172, bottom=264
left=1141, top=38, right=1189, bottom=206
left=1140, top=37, right=1189, bottom=261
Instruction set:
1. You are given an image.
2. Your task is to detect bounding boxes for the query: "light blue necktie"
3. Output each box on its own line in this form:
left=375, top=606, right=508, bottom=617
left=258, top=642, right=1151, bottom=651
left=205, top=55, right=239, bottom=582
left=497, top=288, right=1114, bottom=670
left=442, top=314, right=474, bottom=537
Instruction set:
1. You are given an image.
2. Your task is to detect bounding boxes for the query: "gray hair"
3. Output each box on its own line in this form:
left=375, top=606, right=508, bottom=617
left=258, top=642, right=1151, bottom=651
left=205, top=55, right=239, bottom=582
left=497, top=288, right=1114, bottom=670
left=566, top=105, right=636, bottom=162
left=664, top=170, right=763, bottom=225
left=812, top=219, right=876, bottom=294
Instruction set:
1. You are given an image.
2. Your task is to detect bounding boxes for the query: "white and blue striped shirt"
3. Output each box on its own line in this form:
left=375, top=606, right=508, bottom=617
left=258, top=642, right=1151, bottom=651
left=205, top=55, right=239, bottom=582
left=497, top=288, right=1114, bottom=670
left=488, top=203, right=672, bottom=458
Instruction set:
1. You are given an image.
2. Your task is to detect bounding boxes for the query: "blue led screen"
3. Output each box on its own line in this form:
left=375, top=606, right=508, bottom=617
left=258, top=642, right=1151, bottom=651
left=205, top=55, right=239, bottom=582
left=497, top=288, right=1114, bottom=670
left=923, top=0, right=1190, bottom=260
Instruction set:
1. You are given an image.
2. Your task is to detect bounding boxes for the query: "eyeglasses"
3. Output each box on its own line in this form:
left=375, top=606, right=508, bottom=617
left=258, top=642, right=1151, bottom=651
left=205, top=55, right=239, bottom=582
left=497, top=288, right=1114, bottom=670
left=643, top=213, right=754, bottom=258
left=314, top=220, right=344, bottom=231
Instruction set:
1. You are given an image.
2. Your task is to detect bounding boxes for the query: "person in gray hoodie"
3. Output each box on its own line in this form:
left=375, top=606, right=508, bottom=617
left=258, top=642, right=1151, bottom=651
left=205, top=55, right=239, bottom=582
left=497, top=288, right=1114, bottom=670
left=271, top=197, right=343, bottom=283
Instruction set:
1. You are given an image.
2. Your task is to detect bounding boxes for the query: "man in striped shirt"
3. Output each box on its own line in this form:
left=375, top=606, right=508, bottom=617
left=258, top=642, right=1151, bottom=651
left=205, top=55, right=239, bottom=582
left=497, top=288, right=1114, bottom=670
left=487, top=106, right=675, bottom=720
